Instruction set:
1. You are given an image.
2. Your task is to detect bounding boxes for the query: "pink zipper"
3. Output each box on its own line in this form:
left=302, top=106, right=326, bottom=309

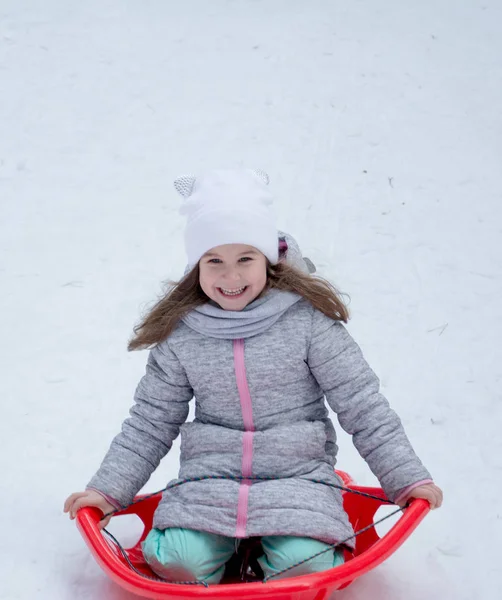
left=233, top=338, right=255, bottom=538
left=234, top=339, right=255, bottom=432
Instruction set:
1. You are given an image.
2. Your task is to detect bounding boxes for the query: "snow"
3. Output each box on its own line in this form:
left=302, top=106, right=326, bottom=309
left=1, top=0, right=501, bottom=598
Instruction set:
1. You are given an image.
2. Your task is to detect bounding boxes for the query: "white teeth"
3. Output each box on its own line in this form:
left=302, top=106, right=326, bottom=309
left=220, top=287, right=246, bottom=296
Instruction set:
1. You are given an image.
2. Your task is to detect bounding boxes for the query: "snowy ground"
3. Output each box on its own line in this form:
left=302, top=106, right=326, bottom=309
left=1, top=1, right=501, bottom=598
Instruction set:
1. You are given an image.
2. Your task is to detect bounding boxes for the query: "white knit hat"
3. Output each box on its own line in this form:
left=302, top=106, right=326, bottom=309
left=175, top=168, right=279, bottom=268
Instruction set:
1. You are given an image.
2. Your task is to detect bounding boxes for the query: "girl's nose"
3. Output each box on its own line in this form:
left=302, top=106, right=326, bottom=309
left=223, top=268, right=241, bottom=281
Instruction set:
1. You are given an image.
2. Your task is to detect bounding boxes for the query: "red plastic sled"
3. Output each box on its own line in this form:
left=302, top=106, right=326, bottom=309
left=76, top=471, right=429, bottom=600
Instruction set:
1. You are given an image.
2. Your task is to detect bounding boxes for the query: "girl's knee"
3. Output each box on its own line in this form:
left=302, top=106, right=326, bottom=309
left=142, top=528, right=235, bottom=584
left=260, top=536, right=343, bottom=578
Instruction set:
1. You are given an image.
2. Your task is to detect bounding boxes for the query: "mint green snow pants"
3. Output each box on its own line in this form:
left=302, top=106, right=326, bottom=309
left=142, top=528, right=344, bottom=584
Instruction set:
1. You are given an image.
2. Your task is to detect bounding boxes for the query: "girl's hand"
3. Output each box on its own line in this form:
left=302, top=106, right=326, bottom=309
left=397, top=483, right=443, bottom=509
left=64, top=490, right=116, bottom=528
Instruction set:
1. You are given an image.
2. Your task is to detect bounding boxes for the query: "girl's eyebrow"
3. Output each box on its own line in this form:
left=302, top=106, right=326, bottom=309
left=204, top=250, right=259, bottom=258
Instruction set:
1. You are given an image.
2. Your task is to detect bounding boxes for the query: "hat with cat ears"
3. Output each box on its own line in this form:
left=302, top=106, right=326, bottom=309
left=174, top=168, right=278, bottom=268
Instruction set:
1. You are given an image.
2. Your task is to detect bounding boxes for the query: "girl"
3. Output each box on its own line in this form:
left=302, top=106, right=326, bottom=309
left=64, top=168, right=442, bottom=584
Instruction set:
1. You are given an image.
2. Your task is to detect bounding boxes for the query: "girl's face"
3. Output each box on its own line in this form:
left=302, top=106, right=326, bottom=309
left=199, top=244, right=268, bottom=311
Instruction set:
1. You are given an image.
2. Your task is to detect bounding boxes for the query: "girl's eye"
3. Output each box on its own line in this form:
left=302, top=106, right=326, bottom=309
left=207, top=257, right=253, bottom=264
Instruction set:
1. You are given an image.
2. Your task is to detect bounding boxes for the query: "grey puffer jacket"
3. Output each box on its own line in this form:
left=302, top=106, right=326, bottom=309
left=88, top=235, right=431, bottom=547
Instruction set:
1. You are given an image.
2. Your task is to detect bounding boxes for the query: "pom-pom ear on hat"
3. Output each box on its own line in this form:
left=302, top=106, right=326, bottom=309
left=174, top=175, right=196, bottom=198
left=252, top=169, right=270, bottom=186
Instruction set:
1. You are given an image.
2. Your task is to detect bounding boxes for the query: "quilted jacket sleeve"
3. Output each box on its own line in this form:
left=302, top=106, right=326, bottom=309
left=307, top=309, right=431, bottom=501
left=86, top=341, right=193, bottom=507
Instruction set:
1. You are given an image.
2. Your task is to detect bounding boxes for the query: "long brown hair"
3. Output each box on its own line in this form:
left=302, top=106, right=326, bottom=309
left=128, top=262, right=349, bottom=351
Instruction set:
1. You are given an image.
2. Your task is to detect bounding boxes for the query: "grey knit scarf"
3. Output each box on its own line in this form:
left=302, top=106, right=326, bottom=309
left=181, top=288, right=301, bottom=340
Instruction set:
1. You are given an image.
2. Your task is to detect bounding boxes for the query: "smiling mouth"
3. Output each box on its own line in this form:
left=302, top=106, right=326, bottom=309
left=218, top=286, right=248, bottom=298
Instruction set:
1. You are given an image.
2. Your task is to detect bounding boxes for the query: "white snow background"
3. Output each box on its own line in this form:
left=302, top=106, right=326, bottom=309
left=1, top=1, right=501, bottom=599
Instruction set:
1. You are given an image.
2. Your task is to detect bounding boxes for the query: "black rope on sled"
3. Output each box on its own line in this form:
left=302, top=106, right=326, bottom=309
left=101, top=474, right=395, bottom=521
left=98, top=474, right=401, bottom=587
left=101, top=528, right=209, bottom=587
left=262, top=504, right=408, bottom=582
